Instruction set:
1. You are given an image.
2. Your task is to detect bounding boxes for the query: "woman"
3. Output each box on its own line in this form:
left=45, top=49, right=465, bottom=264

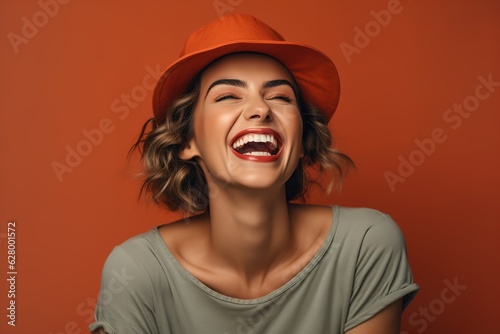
left=90, top=14, right=418, bottom=334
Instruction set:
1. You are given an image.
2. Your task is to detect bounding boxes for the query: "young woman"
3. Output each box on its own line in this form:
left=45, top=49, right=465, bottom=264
left=90, top=14, right=418, bottom=334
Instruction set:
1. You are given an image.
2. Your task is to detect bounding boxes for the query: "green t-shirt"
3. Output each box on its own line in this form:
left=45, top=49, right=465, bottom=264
left=90, top=206, right=418, bottom=333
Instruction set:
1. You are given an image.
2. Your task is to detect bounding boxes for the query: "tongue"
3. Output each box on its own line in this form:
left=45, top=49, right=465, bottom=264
left=238, top=142, right=272, bottom=154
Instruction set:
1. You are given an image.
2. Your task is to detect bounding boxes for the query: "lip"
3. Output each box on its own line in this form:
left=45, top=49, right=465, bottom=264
left=230, top=128, right=283, bottom=162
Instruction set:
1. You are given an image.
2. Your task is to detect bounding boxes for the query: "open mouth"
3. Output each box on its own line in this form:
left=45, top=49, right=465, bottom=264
left=230, top=129, right=282, bottom=160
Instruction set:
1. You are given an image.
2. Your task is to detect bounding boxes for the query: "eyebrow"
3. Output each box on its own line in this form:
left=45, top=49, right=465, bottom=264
left=206, top=79, right=246, bottom=98
left=263, top=79, right=294, bottom=90
left=205, top=79, right=295, bottom=98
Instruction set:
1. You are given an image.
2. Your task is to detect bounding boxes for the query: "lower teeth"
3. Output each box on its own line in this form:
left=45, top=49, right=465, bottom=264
left=243, top=152, right=272, bottom=156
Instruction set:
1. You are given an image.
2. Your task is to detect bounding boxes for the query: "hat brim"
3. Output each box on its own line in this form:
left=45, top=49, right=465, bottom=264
left=153, top=40, right=340, bottom=123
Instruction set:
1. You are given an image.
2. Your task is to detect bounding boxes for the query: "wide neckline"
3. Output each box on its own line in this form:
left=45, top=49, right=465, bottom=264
left=152, top=205, right=340, bottom=305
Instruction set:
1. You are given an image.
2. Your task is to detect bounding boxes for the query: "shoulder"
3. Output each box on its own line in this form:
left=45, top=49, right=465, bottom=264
left=336, top=206, right=405, bottom=245
left=287, top=204, right=405, bottom=248
left=99, top=229, right=164, bottom=292
left=157, top=213, right=209, bottom=256
left=289, top=204, right=390, bottom=226
left=93, top=230, right=166, bottom=333
left=289, top=204, right=402, bottom=241
left=105, top=229, right=160, bottom=265
left=338, top=207, right=419, bottom=329
left=289, top=203, right=333, bottom=226
left=334, top=207, right=413, bottom=287
left=289, top=204, right=335, bottom=243
left=337, top=206, right=392, bottom=226
left=307, top=206, right=411, bottom=269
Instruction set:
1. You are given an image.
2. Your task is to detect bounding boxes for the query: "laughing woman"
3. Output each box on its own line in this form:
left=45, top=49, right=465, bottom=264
left=90, top=14, right=418, bottom=334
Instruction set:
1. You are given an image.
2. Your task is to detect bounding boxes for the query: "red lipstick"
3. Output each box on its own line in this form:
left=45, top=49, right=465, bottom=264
left=230, top=128, right=283, bottom=162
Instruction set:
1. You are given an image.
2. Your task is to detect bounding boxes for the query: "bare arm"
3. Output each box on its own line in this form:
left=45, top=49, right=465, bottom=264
left=345, top=298, right=403, bottom=334
left=90, top=329, right=106, bottom=334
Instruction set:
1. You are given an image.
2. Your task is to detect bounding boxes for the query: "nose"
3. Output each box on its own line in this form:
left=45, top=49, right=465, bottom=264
left=243, top=96, right=273, bottom=122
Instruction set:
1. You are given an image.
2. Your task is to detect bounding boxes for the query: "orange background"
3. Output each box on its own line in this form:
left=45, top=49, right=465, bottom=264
left=1, top=0, right=499, bottom=333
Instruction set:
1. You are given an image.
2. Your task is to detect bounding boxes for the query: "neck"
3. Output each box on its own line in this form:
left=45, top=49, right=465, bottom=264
left=207, top=185, right=294, bottom=282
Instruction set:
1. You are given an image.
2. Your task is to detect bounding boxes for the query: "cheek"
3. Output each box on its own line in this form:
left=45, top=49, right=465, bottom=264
left=193, top=116, right=205, bottom=140
left=192, top=109, right=236, bottom=155
left=282, top=106, right=302, bottom=124
left=192, top=108, right=213, bottom=139
left=283, top=111, right=303, bottom=140
left=290, top=113, right=304, bottom=155
left=198, top=109, right=237, bottom=136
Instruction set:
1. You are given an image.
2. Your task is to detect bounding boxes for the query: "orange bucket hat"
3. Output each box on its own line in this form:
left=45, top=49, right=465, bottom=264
left=153, top=14, right=340, bottom=123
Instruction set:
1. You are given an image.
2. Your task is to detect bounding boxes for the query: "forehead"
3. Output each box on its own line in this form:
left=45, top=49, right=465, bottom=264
left=200, top=53, right=294, bottom=84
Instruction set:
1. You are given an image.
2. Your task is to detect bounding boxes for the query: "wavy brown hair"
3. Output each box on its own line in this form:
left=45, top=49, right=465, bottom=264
left=131, top=73, right=354, bottom=215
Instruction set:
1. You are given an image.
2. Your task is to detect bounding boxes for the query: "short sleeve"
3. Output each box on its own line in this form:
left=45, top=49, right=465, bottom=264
left=344, top=213, right=419, bottom=331
left=89, top=245, right=160, bottom=334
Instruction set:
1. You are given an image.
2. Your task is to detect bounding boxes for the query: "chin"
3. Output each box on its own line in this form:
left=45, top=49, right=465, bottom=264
left=233, top=173, right=290, bottom=191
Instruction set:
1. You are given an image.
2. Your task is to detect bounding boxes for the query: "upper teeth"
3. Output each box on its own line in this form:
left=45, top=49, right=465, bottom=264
left=232, top=133, right=278, bottom=150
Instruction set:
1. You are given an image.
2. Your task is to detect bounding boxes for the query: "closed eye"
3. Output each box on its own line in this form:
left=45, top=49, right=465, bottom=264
left=267, top=94, right=294, bottom=103
left=214, top=94, right=240, bottom=102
